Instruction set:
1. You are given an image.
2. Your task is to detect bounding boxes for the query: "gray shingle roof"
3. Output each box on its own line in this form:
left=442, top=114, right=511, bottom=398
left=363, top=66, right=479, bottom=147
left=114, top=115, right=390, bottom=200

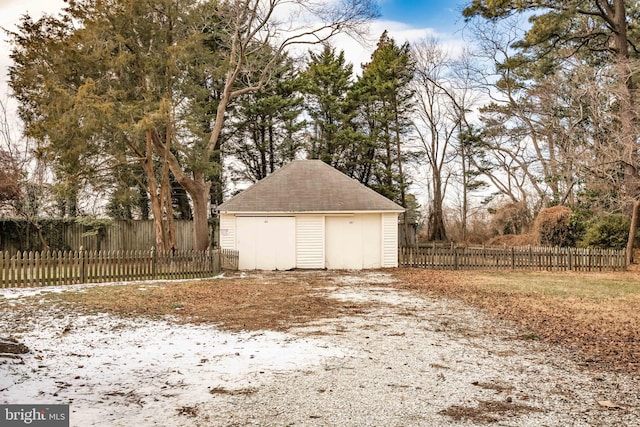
left=218, top=160, right=404, bottom=213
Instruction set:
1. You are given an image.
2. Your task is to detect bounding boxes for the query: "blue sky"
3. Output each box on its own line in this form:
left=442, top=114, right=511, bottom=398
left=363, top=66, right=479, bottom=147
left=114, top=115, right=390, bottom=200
left=378, top=0, right=468, bottom=31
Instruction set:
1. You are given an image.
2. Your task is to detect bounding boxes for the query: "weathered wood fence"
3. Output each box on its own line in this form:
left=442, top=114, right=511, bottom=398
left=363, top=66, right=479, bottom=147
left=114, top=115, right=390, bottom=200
left=399, top=245, right=626, bottom=271
left=0, top=219, right=219, bottom=253
left=0, top=249, right=239, bottom=288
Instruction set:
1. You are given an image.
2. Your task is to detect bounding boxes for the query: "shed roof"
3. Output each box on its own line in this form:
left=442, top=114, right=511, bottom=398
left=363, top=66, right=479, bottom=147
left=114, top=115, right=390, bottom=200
left=218, top=160, right=404, bottom=213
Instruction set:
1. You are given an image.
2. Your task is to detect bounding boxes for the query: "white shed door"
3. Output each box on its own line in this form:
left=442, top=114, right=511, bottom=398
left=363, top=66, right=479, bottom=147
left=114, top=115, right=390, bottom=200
left=325, top=216, right=363, bottom=269
left=236, top=217, right=295, bottom=270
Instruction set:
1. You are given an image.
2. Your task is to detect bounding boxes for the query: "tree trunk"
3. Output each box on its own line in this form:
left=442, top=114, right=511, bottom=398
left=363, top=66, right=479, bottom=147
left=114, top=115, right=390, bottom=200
left=145, top=131, right=167, bottom=251
left=191, top=177, right=212, bottom=252
left=429, top=173, right=448, bottom=241
left=165, top=190, right=177, bottom=251
left=461, top=139, right=468, bottom=242
left=626, top=199, right=640, bottom=265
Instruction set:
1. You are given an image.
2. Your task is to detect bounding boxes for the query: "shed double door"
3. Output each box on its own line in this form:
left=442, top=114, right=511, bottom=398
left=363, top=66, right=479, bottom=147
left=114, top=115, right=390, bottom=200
left=236, top=216, right=295, bottom=270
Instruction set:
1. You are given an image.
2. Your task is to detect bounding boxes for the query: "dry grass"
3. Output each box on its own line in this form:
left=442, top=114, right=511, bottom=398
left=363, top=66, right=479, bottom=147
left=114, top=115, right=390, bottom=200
left=42, top=272, right=375, bottom=332
left=7, top=268, right=640, bottom=375
left=440, top=399, right=541, bottom=424
left=391, top=269, right=640, bottom=374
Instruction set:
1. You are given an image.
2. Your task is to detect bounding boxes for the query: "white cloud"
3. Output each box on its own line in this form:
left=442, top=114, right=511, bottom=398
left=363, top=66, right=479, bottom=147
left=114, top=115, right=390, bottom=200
left=329, top=19, right=465, bottom=75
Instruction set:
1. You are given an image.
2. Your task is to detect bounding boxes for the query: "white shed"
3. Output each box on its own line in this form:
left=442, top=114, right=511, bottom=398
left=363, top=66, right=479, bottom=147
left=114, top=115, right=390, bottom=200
left=217, top=160, right=404, bottom=270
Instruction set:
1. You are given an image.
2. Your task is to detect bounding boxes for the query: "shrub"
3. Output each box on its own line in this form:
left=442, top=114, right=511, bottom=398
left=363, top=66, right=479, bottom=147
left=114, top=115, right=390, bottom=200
left=580, top=214, right=630, bottom=250
left=533, top=206, right=576, bottom=247
left=489, top=201, right=531, bottom=236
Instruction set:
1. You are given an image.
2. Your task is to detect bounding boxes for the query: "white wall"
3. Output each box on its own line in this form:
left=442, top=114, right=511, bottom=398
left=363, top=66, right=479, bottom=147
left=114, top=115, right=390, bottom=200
left=221, top=212, right=398, bottom=270
left=219, top=214, right=236, bottom=250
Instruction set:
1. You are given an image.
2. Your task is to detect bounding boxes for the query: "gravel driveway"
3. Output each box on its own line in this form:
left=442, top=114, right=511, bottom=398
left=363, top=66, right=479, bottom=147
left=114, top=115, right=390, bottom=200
left=1, top=271, right=638, bottom=426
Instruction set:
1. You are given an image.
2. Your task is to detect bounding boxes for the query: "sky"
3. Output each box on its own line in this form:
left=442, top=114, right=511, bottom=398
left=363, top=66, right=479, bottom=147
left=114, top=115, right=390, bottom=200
left=379, top=0, right=468, bottom=30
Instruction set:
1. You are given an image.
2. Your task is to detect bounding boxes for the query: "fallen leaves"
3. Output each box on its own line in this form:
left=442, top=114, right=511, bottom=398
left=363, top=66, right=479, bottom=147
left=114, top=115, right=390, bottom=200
left=41, top=272, right=380, bottom=332
left=391, top=269, right=640, bottom=374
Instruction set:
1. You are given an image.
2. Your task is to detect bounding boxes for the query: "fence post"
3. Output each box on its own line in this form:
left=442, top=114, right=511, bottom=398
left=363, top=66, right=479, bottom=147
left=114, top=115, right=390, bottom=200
left=511, top=247, right=515, bottom=270
left=151, top=247, right=157, bottom=280
left=567, top=248, right=573, bottom=271
left=79, top=246, right=86, bottom=284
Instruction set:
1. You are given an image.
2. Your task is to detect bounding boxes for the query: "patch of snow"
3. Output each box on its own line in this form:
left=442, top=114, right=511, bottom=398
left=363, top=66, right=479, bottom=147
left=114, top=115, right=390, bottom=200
left=0, top=273, right=237, bottom=302
left=329, top=286, right=422, bottom=306
left=0, top=313, right=344, bottom=426
left=331, top=272, right=397, bottom=285
left=2, top=271, right=638, bottom=427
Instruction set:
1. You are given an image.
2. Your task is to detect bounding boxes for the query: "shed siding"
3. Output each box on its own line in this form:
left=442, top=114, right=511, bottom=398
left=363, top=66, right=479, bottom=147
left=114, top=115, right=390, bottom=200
left=219, top=214, right=236, bottom=250
left=296, top=216, right=325, bottom=269
left=382, top=213, right=398, bottom=267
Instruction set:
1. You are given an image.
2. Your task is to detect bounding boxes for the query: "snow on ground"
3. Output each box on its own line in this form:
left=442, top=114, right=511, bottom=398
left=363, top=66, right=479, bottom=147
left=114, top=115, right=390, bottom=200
left=1, top=271, right=639, bottom=426
left=0, top=274, right=229, bottom=302
left=1, top=309, right=344, bottom=426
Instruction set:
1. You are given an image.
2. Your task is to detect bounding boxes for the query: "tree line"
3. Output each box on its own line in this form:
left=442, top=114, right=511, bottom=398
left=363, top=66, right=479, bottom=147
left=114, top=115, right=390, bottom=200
left=2, top=0, right=640, bottom=262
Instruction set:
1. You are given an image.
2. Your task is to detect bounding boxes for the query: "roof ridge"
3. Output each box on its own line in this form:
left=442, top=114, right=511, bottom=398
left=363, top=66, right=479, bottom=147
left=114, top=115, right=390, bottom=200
left=218, top=160, right=404, bottom=213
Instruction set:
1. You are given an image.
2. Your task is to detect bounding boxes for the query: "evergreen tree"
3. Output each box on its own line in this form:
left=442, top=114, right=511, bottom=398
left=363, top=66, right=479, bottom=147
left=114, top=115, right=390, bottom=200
left=225, top=55, right=305, bottom=182
left=9, top=0, right=377, bottom=251
left=8, top=0, right=215, bottom=249
left=301, top=45, right=359, bottom=170
left=354, top=31, right=415, bottom=206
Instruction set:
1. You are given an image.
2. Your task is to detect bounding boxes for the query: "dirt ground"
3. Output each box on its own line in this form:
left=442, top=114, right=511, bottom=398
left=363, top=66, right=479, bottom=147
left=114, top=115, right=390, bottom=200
left=1, top=269, right=639, bottom=426
left=37, top=268, right=640, bottom=375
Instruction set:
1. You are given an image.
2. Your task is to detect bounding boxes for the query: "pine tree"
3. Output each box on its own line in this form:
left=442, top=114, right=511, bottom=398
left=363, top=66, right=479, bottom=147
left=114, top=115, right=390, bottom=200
left=301, top=45, right=359, bottom=170
left=225, top=55, right=305, bottom=182
left=354, top=31, right=415, bottom=206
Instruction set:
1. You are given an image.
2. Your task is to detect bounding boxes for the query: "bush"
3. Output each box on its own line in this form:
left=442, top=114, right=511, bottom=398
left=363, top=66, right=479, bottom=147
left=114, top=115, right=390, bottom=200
left=490, top=201, right=531, bottom=236
left=533, top=206, right=576, bottom=247
left=580, top=214, right=630, bottom=249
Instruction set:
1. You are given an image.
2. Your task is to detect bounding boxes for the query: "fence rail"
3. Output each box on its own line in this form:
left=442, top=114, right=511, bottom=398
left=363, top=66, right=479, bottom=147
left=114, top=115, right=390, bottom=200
left=0, top=249, right=239, bottom=288
left=399, top=245, right=626, bottom=271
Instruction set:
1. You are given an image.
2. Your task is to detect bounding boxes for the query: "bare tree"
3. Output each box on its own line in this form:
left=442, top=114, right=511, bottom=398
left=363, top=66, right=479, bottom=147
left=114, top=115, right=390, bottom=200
left=464, top=0, right=640, bottom=262
left=0, top=99, right=23, bottom=204
left=412, top=38, right=479, bottom=242
left=0, top=97, right=53, bottom=249
left=467, top=17, right=583, bottom=211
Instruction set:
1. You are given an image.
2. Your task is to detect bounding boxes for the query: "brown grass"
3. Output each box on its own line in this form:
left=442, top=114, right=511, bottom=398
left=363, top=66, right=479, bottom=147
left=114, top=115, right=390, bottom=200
left=42, top=272, right=375, bottom=332
left=440, top=400, right=541, bottom=424
left=391, top=269, right=640, bottom=374
left=486, top=233, right=536, bottom=246
left=7, top=268, right=640, bottom=375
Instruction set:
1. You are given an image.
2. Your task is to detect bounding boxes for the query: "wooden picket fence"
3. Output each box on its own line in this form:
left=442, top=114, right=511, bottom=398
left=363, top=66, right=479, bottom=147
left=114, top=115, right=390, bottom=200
left=399, top=245, right=626, bottom=271
left=0, top=248, right=239, bottom=288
